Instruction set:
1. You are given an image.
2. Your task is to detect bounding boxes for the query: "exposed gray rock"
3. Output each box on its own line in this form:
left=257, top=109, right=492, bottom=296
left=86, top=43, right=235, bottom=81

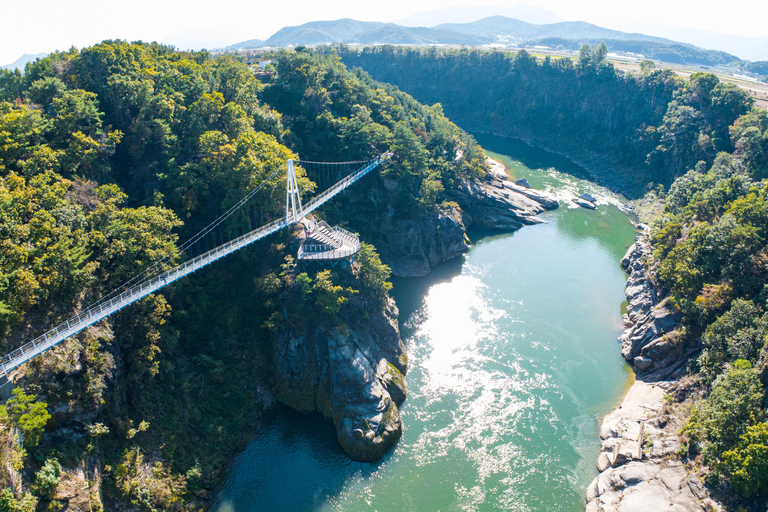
left=347, top=171, right=554, bottom=277
left=272, top=295, right=407, bottom=461
left=455, top=177, right=546, bottom=231
left=367, top=201, right=470, bottom=277
left=515, top=178, right=531, bottom=188
left=580, top=192, right=598, bottom=203
left=572, top=197, right=596, bottom=209
left=618, top=241, right=682, bottom=374
left=586, top=237, right=721, bottom=512
left=501, top=181, right=559, bottom=209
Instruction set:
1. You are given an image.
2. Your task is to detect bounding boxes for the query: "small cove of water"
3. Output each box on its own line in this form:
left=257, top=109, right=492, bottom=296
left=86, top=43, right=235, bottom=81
left=210, top=134, right=639, bottom=512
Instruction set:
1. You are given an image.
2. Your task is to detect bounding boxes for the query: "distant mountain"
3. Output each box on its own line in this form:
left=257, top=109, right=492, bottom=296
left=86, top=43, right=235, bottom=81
left=436, top=17, right=681, bottom=46
left=2, top=53, right=48, bottom=72
left=394, top=4, right=563, bottom=27
left=226, top=16, right=745, bottom=68
left=227, top=39, right=264, bottom=50
left=614, top=22, right=768, bottom=62
left=252, top=19, right=491, bottom=48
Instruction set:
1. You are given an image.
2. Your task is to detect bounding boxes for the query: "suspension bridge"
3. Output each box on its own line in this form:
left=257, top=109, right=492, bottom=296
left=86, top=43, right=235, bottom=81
left=0, top=154, right=390, bottom=377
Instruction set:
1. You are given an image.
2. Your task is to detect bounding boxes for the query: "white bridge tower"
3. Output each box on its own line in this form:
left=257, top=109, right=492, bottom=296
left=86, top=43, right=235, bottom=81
left=285, top=159, right=304, bottom=223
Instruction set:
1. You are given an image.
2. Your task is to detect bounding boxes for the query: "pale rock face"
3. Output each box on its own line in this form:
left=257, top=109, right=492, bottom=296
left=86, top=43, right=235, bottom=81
left=585, top=238, right=722, bottom=512
left=618, top=241, right=683, bottom=375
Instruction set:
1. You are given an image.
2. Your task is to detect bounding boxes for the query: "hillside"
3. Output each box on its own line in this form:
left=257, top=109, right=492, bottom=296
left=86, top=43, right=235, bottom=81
left=0, top=42, right=523, bottom=510
left=228, top=16, right=743, bottom=68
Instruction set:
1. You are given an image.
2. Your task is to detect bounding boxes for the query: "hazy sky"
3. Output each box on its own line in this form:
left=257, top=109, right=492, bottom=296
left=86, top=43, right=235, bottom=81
left=2, top=0, right=766, bottom=65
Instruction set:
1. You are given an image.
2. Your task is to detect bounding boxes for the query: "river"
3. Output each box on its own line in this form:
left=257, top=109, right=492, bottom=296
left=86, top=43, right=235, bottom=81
left=210, top=134, right=639, bottom=512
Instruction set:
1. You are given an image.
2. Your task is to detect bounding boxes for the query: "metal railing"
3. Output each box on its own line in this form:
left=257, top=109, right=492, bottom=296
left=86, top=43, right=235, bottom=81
left=297, top=225, right=360, bottom=261
left=0, top=153, right=389, bottom=377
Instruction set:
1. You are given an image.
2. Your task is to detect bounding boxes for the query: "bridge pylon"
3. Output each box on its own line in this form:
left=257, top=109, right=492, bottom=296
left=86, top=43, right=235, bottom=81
left=285, top=159, right=304, bottom=223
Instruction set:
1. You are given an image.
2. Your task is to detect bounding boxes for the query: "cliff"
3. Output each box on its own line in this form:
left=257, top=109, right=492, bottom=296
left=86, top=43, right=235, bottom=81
left=271, top=294, right=407, bottom=462
left=345, top=162, right=558, bottom=277
left=585, top=239, right=721, bottom=512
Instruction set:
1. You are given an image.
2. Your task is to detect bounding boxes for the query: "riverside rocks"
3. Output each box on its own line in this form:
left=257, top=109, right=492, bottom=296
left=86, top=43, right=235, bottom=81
left=272, top=295, right=406, bottom=462
left=586, top=378, right=720, bottom=512
left=349, top=161, right=558, bottom=277
left=585, top=238, right=721, bottom=512
left=619, top=241, right=683, bottom=375
left=573, top=197, right=597, bottom=209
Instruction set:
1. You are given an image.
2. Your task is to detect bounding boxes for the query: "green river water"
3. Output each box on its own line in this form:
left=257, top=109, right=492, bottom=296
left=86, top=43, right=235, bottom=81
left=211, top=134, right=640, bottom=512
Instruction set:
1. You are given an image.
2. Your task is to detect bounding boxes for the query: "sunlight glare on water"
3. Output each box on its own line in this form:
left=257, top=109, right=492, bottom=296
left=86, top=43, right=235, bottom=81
left=210, top=134, right=638, bottom=512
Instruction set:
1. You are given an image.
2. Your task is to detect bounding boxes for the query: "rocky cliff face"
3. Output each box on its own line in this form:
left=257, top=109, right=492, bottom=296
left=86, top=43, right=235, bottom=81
left=270, top=164, right=558, bottom=461
left=271, top=295, right=407, bottom=462
left=585, top=239, right=721, bottom=512
left=619, top=240, right=686, bottom=377
left=347, top=169, right=558, bottom=278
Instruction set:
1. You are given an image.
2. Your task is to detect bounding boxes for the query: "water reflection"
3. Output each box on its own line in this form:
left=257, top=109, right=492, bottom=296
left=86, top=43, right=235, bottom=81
left=473, top=134, right=593, bottom=182
left=391, top=254, right=465, bottom=323
left=209, top=408, right=383, bottom=512
left=211, top=134, right=637, bottom=512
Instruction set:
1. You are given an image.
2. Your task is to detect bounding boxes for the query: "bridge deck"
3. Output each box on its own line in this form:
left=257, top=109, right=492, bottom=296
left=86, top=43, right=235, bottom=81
left=0, top=154, right=388, bottom=377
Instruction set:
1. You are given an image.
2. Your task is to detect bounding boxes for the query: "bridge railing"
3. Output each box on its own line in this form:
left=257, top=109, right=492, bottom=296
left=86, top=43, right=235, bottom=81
left=0, top=153, right=389, bottom=376
left=0, top=217, right=289, bottom=375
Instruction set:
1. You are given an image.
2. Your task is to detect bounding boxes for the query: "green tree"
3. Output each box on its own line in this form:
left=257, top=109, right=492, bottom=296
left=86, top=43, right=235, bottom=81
left=354, top=242, right=392, bottom=301
left=697, top=360, right=764, bottom=462
left=719, top=421, right=768, bottom=497
left=32, top=457, right=62, bottom=498
left=0, top=388, right=51, bottom=447
left=312, top=269, right=348, bottom=315
left=0, top=489, right=37, bottom=512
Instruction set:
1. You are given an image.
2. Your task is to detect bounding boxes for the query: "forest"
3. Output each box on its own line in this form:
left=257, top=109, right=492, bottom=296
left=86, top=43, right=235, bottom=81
left=338, top=44, right=756, bottom=196
left=0, top=43, right=491, bottom=510
left=2, top=39, right=768, bottom=510
left=340, top=43, right=768, bottom=508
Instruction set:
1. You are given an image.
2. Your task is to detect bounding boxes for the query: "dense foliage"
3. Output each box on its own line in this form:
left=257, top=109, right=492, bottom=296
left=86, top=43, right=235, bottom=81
left=0, top=42, right=489, bottom=510
left=338, top=45, right=754, bottom=195
left=644, top=104, right=768, bottom=504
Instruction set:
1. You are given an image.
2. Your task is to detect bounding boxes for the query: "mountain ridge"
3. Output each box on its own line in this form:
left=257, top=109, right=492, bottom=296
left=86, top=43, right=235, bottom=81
left=227, top=16, right=749, bottom=69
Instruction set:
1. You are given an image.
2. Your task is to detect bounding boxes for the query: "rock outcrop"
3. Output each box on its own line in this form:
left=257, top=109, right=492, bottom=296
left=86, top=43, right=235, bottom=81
left=586, top=378, right=720, bottom=512
left=619, top=240, right=685, bottom=376
left=454, top=177, right=550, bottom=231
left=585, top=239, right=720, bottom=511
left=271, top=295, right=407, bottom=462
left=368, top=199, right=471, bottom=277
left=348, top=162, right=558, bottom=277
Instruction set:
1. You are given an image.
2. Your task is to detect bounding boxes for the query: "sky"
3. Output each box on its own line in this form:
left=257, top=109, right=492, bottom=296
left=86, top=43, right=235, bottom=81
left=2, top=0, right=767, bottom=66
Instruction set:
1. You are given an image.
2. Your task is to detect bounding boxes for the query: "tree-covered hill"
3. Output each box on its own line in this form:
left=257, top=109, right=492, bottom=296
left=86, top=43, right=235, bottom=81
left=0, top=42, right=499, bottom=510
left=338, top=45, right=754, bottom=196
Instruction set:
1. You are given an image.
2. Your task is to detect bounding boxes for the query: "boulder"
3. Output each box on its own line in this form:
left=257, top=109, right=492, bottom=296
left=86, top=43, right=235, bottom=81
left=580, top=192, right=597, bottom=203
left=515, top=178, right=531, bottom=188
left=572, top=197, right=596, bottom=209
left=502, top=181, right=559, bottom=209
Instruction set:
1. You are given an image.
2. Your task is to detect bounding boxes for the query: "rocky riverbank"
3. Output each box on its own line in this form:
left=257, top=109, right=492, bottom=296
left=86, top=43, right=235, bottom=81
left=585, top=239, right=721, bottom=512
left=269, top=157, right=560, bottom=461
left=271, top=293, right=407, bottom=462
left=345, top=158, right=558, bottom=277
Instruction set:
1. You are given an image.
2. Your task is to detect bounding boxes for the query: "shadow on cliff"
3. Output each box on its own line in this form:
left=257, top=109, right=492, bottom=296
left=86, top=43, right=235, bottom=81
left=210, top=405, right=391, bottom=512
